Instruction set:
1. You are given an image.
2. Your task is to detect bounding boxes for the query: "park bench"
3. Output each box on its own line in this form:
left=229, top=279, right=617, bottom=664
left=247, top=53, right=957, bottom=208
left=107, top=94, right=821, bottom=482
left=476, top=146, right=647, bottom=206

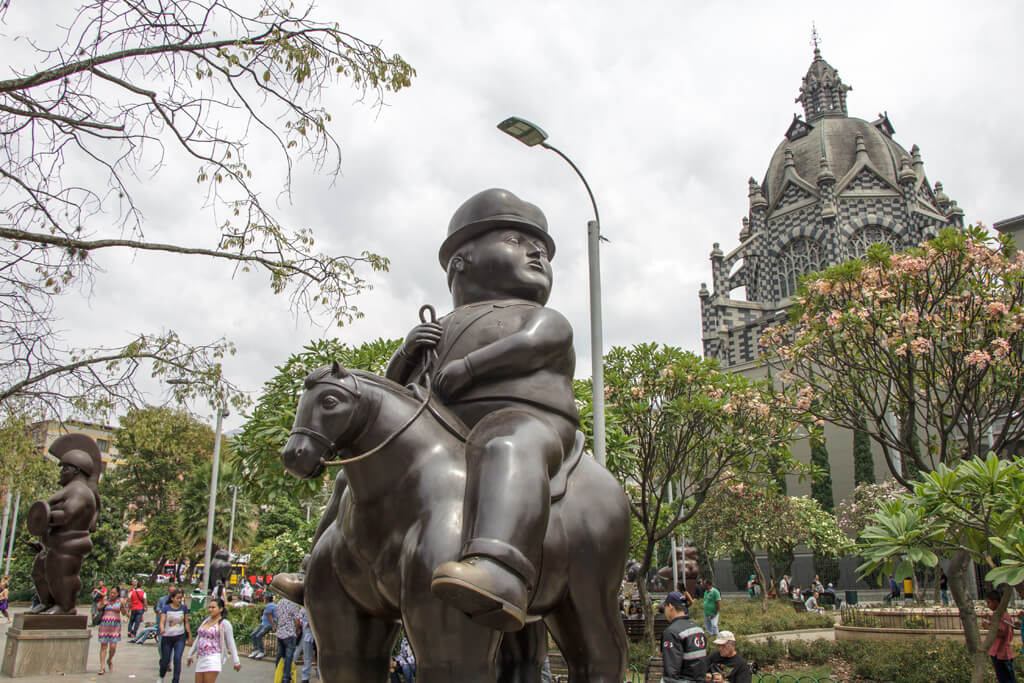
left=643, top=656, right=664, bottom=683
left=623, top=616, right=669, bottom=642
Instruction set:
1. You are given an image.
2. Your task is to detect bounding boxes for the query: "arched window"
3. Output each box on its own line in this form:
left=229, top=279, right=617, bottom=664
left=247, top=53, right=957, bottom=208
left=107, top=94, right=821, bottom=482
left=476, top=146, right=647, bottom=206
left=847, top=226, right=899, bottom=260
left=780, top=237, right=826, bottom=298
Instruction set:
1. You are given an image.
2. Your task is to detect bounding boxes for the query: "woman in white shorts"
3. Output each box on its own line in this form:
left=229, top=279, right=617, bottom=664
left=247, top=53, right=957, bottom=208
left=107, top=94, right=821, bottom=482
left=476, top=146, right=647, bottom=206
left=186, top=598, right=241, bottom=682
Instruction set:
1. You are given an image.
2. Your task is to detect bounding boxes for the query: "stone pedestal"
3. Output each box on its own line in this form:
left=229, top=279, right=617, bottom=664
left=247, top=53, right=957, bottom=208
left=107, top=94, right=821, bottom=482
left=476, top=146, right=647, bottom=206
left=2, top=614, right=91, bottom=678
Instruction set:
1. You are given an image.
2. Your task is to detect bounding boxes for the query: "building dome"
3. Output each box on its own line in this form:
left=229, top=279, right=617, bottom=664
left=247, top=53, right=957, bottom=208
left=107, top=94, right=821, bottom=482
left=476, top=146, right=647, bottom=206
left=762, top=116, right=911, bottom=207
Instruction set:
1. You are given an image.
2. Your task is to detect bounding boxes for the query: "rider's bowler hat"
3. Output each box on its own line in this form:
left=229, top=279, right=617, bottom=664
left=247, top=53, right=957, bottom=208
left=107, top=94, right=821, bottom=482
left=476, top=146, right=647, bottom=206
left=438, top=188, right=555, bottom=269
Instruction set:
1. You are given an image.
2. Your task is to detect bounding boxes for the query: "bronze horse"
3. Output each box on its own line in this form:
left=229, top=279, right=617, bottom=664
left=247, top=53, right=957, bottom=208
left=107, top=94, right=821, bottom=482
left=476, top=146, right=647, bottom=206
left=281, top=363, right=630, bottom=682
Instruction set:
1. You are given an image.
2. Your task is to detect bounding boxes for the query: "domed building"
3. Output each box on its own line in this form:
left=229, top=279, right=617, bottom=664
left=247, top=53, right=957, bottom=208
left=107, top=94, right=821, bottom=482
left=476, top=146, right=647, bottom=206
left=700, top=48, right=964, bottom=367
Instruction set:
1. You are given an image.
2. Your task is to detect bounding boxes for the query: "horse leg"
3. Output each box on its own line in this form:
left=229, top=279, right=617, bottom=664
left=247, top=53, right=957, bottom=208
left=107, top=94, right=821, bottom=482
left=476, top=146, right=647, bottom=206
left=544, top=592, right=627, bottom=683
left=496, top=621, right=547, bottom=683
left=305, top=526, right=398, bottom=682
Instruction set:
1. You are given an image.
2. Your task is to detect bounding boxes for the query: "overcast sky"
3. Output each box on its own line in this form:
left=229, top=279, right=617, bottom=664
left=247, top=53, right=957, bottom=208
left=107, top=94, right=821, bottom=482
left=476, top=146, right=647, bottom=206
left=5, top=0, right=1023, bottom=430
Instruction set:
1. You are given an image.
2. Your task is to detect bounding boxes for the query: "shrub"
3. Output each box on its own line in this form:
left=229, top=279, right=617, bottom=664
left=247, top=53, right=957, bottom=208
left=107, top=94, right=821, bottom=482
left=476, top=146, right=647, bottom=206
left=833, top=638, right=976, bottom=683
left=718, top=598, right=833, bottom=635
left=903, top=614, right=931, bottom=629
left=786, top=638, right=833, bottom=665
left=736, top=636, right=786, bottom=667
left=627, top=638, right=658, bottom=673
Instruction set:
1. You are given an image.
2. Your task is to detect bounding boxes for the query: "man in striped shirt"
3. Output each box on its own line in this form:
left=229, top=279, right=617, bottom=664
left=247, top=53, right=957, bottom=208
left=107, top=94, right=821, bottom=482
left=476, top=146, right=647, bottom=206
left=660, top=591, right=708, bottom=683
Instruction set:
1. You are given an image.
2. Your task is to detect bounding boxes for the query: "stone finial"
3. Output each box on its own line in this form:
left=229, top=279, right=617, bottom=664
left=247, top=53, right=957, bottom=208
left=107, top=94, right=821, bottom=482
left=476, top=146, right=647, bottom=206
left=854, top=134, right=868, bottom=159
left=711, top=242, right=724, bottom=259
left=748, top=177, right=768, bottom=211
left=911, top=144, right=924, bottom=175
left=948, top=199, right=963, bottom=217
left=740, top=217, right=750, bottom=240
left=784, top=147, right=796, bottom=169
left=699, top=282, right=710, bottom=298
left=898, top=158, right=916, bottom=185
left=934, top=181, right=950, bottom=210
left=816, top=156, right=835, bottom=185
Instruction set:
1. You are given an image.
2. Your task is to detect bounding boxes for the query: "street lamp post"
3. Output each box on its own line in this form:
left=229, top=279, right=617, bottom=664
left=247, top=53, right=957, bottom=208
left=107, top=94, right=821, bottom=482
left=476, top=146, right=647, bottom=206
left=497, top=116, right=607, bottom=467
left=226, top=485, right=240, bottom=558
left=168, top=379, right=228, bottom=595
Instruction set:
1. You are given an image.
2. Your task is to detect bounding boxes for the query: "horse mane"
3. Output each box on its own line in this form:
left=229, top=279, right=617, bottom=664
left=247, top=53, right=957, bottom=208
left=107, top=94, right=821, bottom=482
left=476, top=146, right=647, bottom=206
left=303, top=365, right=416, bottom=401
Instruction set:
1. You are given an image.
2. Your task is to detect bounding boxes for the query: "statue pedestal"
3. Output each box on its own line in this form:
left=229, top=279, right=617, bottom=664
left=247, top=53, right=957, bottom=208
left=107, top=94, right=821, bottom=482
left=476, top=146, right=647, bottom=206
left=2, top=614, right=91, bottom=678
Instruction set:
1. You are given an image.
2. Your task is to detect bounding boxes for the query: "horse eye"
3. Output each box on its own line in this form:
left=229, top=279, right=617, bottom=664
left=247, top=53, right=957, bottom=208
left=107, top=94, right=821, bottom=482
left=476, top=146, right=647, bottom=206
left=321, top=396, right=339, bottom=409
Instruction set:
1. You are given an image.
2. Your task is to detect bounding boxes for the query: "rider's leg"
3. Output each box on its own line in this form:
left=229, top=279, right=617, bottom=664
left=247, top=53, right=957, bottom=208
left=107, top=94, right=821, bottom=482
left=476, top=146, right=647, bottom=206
left=431, top=408, right=571, bottom=632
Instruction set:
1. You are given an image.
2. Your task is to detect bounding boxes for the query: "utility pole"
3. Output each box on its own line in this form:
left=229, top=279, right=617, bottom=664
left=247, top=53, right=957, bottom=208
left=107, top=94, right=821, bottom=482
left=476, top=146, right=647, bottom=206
left=5, top=489, right=21, bottom=575
left=0, top=478, right=12, bottom=570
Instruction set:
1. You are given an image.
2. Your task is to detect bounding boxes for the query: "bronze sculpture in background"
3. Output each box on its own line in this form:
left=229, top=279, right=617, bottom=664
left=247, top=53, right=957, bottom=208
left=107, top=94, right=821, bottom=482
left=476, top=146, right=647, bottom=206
left=281, top=188, right=631, bottom=682
left=25, top=434, right=101, bottom=615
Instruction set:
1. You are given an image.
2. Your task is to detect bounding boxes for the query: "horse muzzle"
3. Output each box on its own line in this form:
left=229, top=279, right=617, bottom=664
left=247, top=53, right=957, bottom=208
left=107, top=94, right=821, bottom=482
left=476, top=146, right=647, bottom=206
left=281, top=435, right=327, bottom=480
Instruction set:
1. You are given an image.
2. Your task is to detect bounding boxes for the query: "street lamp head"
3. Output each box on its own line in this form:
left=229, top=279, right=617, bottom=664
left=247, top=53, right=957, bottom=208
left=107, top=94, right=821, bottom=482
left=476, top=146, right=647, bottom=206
left=166, top=378, right=190, bottom=386
left=497, top=116, right=548, bottom=147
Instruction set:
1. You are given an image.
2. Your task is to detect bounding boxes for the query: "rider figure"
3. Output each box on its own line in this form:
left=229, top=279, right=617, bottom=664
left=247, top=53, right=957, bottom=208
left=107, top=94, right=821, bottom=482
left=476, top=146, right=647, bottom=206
left=385, top=188, right=578, bottom=632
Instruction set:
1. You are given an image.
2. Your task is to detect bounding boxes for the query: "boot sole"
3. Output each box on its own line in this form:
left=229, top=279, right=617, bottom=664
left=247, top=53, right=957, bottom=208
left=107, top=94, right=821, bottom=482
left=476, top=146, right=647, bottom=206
left=430, top=576, right=525, bottom=632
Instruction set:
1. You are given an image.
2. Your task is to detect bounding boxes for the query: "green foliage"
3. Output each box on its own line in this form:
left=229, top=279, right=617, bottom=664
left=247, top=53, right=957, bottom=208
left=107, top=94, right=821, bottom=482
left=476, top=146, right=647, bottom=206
left=853, top=428, right=875, bottom=485
left=809, top=433, right=834, bottom=511
left=785, top=638, right=834, bottom=665
left=736, top=636, right=786, bottom=667
left=858, top=453, right=1024, bottom=587
left=710, top=598, right=834, bottom=635
left=768, top=548, right=794, bottom=583
left=836, top=479, right=903, bottom=540
left=232, top=338, right=400, bottom=504
left=833, top=638, right=980, bottom=683
left=248, top=519, right=316, bottom=574
left=904, top=614, right=932, bottom=629
left=254, top=504, right=305, bottom=545
left=626, top=638, right=658, bottom=673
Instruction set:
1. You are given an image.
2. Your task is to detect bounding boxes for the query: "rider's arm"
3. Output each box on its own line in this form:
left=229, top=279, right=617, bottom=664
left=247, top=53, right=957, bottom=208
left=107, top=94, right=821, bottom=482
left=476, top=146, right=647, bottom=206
left=461, top=308, right=572, bottom=380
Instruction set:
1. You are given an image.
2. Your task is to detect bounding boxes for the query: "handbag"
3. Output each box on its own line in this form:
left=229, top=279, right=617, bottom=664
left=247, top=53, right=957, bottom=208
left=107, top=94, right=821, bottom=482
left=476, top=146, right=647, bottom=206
left=92, top=607, right=103, bottom=626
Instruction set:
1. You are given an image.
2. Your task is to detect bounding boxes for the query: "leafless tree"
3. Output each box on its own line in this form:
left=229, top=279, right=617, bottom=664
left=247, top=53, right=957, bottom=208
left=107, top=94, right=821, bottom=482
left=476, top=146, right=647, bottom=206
left=1, top=0, right=415, bottom=417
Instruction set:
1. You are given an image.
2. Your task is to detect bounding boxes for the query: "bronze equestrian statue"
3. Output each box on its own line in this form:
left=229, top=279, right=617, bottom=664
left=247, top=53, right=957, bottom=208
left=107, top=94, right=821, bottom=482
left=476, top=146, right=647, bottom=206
left=25, top=434, right=102, bottom=615
left=281, top=189, right=630, bottom=682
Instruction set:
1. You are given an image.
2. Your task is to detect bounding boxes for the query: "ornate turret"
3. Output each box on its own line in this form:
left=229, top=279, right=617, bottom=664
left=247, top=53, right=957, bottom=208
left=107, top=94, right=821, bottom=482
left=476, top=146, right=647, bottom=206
left=796, top=48, right=851, bottom=122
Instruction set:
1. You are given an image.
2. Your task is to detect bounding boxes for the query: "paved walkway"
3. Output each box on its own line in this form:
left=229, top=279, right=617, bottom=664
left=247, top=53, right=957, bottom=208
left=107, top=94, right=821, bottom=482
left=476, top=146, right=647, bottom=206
left=1, top=605, right=295, bottom=682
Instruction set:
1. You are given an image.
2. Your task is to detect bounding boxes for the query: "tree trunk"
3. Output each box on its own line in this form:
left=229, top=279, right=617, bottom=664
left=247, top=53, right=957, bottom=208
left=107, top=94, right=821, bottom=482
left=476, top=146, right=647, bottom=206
left=149, top=555, right=165, bottom=586
left=745, top=543, right=769, bottom=614
left=947, top=549, right=985, bottom=683
left=639, top=538, right=658, bottom=646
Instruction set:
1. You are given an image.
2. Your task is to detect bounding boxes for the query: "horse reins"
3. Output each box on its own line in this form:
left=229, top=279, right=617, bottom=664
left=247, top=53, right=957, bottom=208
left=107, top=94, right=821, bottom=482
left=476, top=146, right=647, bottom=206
left=318, top=304, right=441, bottom=468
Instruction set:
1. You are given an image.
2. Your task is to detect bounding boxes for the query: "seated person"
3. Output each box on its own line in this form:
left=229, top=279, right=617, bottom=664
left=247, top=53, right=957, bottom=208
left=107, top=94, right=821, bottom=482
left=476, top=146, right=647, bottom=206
left=705, top=631, right=751, bottom=683
left=804, top=591, right=825, bottom=615
left=130, top=621, right=159, bottom=644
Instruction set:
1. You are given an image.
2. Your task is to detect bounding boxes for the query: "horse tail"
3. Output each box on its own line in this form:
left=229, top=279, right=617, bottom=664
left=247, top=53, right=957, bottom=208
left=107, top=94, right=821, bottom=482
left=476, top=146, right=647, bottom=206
left=312, top=468, right=348, bottom=549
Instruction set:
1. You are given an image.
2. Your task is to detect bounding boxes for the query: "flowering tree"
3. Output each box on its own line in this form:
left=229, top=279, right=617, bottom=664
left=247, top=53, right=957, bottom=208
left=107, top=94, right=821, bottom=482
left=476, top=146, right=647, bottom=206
left=687, top=481, right=852, bottom=613
left=858, top=454, right=1024, bottom=683
left=761, top=226, right=1024, bottom=665
left=762, top=226, right=1024, bottom=483
left=836, top=480, right=904, bottom=539
left=602, top=344, right=802, bottom=638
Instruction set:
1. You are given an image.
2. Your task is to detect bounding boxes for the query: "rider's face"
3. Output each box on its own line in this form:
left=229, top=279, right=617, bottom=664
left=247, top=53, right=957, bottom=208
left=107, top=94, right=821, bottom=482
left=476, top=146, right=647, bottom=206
left=463, top=228, right=552, bottom=303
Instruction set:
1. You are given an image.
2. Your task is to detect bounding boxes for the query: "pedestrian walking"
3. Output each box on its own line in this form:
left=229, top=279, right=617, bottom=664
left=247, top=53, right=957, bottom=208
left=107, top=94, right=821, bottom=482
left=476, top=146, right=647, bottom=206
left=157, top=588, right=191, bottom=683
left=248, top=594, right=276, bottom=659
left=186, top=597, right=241, bottom=682
left=274, top=597, right=302, bottom=683
left=982, top=589, right=1018, bottom=683
left=127, top=578, right=147, bottom=638
left=702, top=577, right=722, bottom=636
left=96, top=585, right=129, bottom=675
left=0, top=579, right=10, bottom=623
left=299, top=607, right=319, bottom=683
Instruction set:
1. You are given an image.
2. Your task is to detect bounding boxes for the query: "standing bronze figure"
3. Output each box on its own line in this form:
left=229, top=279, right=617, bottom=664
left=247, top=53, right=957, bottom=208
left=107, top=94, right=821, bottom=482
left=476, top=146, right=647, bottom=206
left=281, top=189, right=630, bottom=682
left=26, top=434, right=101, bottom=615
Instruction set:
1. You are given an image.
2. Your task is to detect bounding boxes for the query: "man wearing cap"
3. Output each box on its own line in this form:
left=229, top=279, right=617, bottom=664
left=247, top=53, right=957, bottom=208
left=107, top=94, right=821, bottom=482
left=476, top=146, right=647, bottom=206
left=386, top=188, right=577, bottom=632
left=26, top=433, right=102, bottom=615
left=704, top=631, right=751, bottom=683
left=659, top=591, right=708, bottom=683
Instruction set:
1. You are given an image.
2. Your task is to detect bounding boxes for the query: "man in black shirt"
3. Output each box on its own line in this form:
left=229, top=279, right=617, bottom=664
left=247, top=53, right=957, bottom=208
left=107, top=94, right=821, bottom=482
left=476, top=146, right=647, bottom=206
left=660, top=591, right=708, bottom=683
left=704, top=630, right=751, bottom=683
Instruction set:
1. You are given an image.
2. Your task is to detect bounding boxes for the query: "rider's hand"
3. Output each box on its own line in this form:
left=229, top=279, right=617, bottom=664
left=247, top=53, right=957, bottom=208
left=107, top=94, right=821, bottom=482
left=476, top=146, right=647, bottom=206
left=436, top=359, right=473, bottom=399
left=402, top=322, right=442, bottom=358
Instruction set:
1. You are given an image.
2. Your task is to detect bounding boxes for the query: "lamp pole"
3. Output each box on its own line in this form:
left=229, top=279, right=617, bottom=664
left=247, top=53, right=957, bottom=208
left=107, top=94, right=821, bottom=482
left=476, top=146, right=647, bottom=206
left=226, top=485, right=240, bottom=558
left=168, top=379, right=228, bottom=594
left=5, top=488, right=20, bottom=576
left=497, top=116, right=607, bottom=467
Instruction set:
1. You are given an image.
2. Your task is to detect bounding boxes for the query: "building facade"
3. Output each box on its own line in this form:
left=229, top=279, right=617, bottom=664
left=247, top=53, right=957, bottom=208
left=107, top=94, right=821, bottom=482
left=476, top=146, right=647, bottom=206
left=698, top=49, right=965, bottom=592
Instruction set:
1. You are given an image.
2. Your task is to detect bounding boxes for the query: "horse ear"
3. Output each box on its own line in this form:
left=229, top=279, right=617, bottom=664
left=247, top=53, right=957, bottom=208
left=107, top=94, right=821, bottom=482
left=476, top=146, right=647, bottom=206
left=331, top=360, right=348, bottom=378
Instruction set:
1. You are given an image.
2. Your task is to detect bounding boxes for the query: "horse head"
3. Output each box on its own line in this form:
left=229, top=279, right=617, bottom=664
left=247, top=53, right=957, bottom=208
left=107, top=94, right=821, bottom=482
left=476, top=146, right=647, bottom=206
left=281, top=361, right=367, bottom=480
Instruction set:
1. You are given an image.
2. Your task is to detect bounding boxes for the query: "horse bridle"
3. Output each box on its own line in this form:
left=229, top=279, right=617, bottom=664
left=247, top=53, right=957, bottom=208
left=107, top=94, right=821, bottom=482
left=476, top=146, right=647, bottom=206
left=290, top=305, right=440, bottom=469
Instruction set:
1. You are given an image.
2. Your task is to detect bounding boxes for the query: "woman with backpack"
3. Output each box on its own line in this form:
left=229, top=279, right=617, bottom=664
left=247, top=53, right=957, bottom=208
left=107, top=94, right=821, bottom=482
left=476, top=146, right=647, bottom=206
left=186, top=597, right=241, bottom=682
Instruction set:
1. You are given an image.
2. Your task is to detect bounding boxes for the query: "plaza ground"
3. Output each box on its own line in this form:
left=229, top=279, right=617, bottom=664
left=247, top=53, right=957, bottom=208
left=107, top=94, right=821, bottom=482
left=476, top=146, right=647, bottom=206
left=0, top=605, right=287, bottom=682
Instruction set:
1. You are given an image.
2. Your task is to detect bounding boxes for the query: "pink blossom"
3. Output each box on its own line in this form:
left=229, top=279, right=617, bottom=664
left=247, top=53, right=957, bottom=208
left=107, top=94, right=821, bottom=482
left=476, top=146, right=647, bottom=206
left=895, top=343, right=908, bottom=357
left=987, top=301, right=1010, bottom=317
left=992, top=338, right=1011, bottom=359
left=910, top=337, right=932, bottom=354
left=964, top=349, right=992, bottom=368
left=900, top=310, right=920, bottom=327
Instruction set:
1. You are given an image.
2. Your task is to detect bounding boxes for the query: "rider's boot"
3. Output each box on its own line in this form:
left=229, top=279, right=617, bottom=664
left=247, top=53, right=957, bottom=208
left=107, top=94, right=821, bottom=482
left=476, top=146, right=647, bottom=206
left=431, top=555, right=530, bottom=632
left=269, top=573, right=305, bottom=604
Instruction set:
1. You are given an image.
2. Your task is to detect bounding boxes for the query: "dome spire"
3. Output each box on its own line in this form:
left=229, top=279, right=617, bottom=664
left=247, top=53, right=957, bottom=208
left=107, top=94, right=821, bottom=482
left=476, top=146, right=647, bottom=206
left=796, top=29, right=851, bottom=123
